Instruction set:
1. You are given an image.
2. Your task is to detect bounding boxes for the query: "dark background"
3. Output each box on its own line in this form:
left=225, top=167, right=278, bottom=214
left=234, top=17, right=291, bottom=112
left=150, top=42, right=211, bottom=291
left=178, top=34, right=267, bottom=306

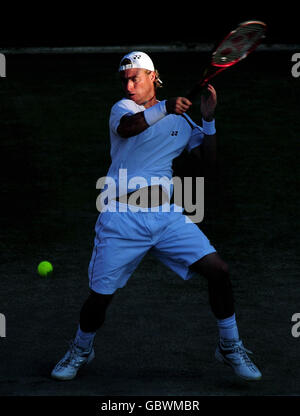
left=0, top=5, right=298, bottom=46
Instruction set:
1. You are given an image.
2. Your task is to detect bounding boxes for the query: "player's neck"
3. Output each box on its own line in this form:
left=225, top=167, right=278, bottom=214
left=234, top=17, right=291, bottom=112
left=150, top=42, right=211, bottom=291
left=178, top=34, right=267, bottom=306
left=143, top=94, right=158, bottom=108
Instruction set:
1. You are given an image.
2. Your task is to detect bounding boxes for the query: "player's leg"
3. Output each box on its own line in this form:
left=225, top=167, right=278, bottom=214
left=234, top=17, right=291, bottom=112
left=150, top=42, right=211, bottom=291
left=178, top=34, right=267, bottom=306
left=152, top=210, right=261, bottom=381
left=51, top=202, right=153, bottom=381
left=189, top=252, right=235, bottom=320
left=189, top=253, right=262, bottom=381
left=71, top=290, right=115, bottom=349
left=51, top=290, right=116, bottom=381
left=79, top=290, right=114, bottom=333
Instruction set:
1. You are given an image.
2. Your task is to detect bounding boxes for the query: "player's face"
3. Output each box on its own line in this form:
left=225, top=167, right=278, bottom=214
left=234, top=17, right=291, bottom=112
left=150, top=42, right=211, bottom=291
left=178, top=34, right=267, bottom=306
left=120, top=68, right=155, bottom=106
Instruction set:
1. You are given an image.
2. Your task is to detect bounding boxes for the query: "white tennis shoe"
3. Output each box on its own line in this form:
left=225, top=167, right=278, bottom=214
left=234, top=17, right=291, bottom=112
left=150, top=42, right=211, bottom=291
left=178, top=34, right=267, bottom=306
left=51, top=340, right=95, bottom=381
left=215, top=339, right=262, bottom=381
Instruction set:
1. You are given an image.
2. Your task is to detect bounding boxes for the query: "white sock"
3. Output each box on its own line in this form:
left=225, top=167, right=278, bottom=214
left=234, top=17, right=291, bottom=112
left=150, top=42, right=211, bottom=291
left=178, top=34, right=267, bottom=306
left=217, top=313, right=239, bottom=342
left=74, top=325, right=96, bottom=350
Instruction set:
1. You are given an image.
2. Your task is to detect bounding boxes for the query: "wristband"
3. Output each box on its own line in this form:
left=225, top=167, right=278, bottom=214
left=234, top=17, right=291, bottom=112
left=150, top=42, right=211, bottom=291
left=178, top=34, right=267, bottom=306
left=144, top=100, right=167, bottom=126
left=202, top=118, right=216, bottom=135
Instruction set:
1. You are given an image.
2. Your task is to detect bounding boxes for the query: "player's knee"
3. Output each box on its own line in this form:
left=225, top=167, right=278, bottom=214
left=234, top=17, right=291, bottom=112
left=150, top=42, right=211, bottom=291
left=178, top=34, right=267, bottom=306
left=190, top=253, right=228, bottom=276
left=80, top=291, right=115, bottom=332
left=209, top=261, right=230, bottom=286
left=89, top=289, right=114, bottom=307
left=218, top=261, right=229, bottom=277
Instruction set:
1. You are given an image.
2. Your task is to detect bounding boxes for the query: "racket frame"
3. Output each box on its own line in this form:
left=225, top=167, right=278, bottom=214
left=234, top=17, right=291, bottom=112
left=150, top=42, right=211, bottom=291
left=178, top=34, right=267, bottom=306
left=187, top=20, right=267, bottom=99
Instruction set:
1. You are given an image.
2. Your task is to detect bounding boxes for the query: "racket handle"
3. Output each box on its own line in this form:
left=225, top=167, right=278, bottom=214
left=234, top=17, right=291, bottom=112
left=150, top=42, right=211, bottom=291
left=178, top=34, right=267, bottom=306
left=186, top=80, right=208, bottom=101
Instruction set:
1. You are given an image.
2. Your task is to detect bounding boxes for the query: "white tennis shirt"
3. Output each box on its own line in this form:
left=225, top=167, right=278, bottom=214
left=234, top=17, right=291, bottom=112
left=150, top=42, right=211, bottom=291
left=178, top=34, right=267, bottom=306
left=105, top=98, right=204, bottom=199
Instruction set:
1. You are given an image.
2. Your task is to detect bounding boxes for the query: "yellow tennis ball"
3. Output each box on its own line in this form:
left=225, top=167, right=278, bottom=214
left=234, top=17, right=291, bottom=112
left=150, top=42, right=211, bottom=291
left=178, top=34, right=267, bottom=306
left=37, top=261, right=53, bottom=277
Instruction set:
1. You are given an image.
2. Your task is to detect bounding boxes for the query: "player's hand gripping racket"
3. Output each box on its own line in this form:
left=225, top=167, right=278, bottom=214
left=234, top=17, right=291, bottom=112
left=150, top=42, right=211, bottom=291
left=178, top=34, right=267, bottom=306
left=186, top=20, right=267, bottom=101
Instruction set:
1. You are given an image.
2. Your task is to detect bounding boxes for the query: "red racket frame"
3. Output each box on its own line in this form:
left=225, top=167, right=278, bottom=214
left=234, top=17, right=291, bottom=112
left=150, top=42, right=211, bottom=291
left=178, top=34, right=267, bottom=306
left=187, top=20, right=267, bottom=100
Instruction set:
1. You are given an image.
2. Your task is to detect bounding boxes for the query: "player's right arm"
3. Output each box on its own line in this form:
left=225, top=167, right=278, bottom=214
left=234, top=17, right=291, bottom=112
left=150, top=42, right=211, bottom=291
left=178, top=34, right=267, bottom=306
left=117, top=112, right=148, bottom=138
left=116, top=97, right=192, bottom=138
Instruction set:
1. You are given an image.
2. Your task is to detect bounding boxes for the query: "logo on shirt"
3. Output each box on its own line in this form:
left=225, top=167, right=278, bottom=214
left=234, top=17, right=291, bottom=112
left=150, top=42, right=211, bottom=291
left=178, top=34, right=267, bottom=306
left=171, top=131, right=178, bottom=136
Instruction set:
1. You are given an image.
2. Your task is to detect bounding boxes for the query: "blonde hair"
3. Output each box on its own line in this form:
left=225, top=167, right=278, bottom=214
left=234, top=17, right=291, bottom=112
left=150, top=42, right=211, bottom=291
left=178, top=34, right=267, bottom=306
left=145, top=69, right=163, bottom=89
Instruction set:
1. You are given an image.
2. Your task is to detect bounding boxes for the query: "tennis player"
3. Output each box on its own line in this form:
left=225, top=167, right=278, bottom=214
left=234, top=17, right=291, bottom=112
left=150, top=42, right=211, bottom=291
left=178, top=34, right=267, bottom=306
left=51, top=51, right=262, bottom=382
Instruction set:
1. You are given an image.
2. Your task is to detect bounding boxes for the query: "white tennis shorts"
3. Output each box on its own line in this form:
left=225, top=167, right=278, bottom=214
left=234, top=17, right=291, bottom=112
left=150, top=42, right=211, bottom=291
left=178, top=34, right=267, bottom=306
left=88, top=201, right=216, bottom=294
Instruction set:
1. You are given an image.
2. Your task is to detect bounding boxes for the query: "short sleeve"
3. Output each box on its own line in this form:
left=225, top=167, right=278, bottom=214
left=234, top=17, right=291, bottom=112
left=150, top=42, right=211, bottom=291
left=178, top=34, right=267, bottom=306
left=185, top=125, right=204, bottom=153
left=109, top=99, right=144, bottom=135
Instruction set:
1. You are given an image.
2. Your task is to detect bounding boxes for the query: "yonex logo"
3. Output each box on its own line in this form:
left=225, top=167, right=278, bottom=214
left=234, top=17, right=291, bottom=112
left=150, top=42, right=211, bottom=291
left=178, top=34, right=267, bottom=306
left=0, top=313, right=6, bottom=338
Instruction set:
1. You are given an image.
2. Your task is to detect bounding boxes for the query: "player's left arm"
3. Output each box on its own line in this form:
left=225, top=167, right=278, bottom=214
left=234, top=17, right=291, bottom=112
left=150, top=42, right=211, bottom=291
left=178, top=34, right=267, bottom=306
left=191, top=84, right=217, bottom=177
left=191, top=85, right=218, bottom=216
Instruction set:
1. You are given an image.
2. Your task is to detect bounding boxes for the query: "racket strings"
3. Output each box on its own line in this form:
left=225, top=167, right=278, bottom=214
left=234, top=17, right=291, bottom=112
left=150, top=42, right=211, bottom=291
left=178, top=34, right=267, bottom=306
left=212, top=23, right=266, bottom=66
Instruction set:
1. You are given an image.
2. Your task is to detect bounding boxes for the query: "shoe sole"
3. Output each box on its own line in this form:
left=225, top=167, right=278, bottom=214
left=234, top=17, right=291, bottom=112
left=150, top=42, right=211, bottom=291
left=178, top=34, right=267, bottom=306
left=215, top=349, right=262, bottom=381
left=51, top=350, right=95, bottom=381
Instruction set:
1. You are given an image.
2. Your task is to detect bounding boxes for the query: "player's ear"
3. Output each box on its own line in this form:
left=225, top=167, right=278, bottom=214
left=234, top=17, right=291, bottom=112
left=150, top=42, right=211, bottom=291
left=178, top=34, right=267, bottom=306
left=149, top=71, right=156, bottom=82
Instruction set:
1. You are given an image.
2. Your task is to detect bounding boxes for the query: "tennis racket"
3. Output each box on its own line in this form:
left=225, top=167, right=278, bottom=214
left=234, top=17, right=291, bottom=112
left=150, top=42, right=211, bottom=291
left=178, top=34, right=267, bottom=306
left=186, top=20, right=267, bottom=100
